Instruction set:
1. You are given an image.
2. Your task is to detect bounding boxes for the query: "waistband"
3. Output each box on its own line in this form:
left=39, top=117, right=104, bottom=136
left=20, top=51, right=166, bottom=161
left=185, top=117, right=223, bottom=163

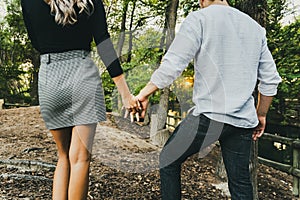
left=40, top=50, right=90, bottom=64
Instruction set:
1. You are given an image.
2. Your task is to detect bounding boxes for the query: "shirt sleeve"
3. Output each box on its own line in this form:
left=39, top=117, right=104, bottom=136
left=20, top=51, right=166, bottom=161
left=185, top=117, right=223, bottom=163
left=90, top=0, right=123, bottom=78
left=257, top=29, right=282, bottom=96
left=150, top=12, right=202, bottom=89
left=21, top=0, right=41, bottom=52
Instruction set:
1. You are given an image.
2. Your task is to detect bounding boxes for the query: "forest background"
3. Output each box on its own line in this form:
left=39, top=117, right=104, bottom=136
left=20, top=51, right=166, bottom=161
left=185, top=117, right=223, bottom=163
left=0, top=0, right=299, bottom=126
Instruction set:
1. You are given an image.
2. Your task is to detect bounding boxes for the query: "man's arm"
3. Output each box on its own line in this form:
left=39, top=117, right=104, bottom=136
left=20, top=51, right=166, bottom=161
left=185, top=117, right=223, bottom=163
left=150, top=12, right=202, bottom=89
left=253, top=29, right=282, bottom=140
left=135, top=13, right=202, bottom=118
left=253, top=92, right=274, bottom=141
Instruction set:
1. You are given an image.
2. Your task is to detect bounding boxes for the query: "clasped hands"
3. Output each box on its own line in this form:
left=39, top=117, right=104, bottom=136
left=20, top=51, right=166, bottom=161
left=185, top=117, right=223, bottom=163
left=123, top=94, right=148, bottom=123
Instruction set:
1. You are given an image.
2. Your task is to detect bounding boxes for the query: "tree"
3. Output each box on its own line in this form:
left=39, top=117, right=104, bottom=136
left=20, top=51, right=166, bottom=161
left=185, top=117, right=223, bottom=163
left=266, top=0, right=299, bottom=126
left=274, top=19, right=300, bottom=126
left=116, top=0, right=130, bottom=60
left=154, top=0, right=179, bottom=133
left=101, top=0, right=167, bottom=111
left=0, top=0, right=39, bottom=105
left=235, top=0, right=267, bottom=27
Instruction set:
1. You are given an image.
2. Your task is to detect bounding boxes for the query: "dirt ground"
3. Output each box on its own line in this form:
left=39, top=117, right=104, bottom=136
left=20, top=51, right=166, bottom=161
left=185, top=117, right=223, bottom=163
left=0, top=106, right=297, bottom=199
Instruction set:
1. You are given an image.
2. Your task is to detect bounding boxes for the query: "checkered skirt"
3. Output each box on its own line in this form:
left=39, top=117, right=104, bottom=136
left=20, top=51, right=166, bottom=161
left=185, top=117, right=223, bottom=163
left=39, top=50, right=106, bottom=130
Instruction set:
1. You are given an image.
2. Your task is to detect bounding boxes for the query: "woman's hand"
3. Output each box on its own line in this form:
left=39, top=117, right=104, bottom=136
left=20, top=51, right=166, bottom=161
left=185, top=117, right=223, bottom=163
left=122, top=81, right=158, bottom=123
left=111, top=74, right=142, bottom=122
left=122, top=94, right=141, bottom=122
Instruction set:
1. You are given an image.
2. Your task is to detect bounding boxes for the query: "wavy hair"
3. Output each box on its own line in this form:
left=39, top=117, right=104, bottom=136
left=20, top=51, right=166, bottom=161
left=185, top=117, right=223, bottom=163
left=45, top=0, right=94, bottom=26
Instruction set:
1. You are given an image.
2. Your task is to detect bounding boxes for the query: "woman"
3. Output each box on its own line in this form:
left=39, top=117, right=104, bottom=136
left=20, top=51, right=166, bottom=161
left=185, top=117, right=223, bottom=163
left=21, top=0, right=138, bottom=199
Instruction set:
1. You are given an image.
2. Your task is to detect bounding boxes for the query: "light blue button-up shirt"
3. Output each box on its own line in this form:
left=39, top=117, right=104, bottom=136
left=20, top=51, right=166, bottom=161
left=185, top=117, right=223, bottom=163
left=150, top=5, right=282, bottom=128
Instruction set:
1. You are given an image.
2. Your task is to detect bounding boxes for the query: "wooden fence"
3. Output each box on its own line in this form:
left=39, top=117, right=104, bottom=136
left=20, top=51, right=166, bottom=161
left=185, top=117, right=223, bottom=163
left=0, top=99, right=30, bottom=109
left=166, top=112, right=182, bottom=130
left=166, top=113, right=300, bottom=197
left=0, top=99, right=4, bottom=109
left=259, top=133, right=300, bottom=197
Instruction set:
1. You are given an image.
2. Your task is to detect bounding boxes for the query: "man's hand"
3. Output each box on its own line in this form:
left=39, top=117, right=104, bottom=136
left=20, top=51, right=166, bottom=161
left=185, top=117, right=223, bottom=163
left=136, top=95, right=149, bottom=119
left=124, top=95, right=149, bottom=123
left=125, top=81, right=158, bottom=123
left=253, top=92, right=274, bottom=141
left=252, top=116, right=266, bottom=141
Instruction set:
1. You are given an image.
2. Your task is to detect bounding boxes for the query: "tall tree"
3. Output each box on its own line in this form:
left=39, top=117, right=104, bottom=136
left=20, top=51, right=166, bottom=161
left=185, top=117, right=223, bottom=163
left=101, top=0, right=164, bottom=111
left=235, top=0, right=267, bottom=27
left=116, top=0, right=130, bottom=60
left=126, top=0, right=137, bottom=63
left=265, top=0, right=299, bottom=126
left=155, top=0, right=179, bottom=133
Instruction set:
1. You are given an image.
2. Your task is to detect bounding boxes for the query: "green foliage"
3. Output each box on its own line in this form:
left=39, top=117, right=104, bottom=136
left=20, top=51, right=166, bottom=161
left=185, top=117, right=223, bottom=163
left=101, top=71, right=115, bottom=111
left=1, top=0, right=299, bottom=126
left=181, top=0, right=199, bottom=16
left=0, top=0, right=37, bottom=104
left=265, top=0, right=300, bottom=125
left=104, top=0, right=166, bottom=33
left=170, top=67, right=194, bottom=113
left=180, top=0, right=237, bottom=16
left=107, top=28, right=164, bottom=111
left=270, top=19, right=300, bottom=124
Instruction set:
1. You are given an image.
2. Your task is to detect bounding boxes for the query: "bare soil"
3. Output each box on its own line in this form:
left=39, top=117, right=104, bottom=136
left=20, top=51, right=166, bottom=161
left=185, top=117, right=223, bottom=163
left=0, top=106, right=297, bottom=199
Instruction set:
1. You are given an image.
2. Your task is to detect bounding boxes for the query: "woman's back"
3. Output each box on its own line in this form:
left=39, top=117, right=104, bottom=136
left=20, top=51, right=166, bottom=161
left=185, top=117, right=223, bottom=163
left=21, top=0, right=108, bottom=54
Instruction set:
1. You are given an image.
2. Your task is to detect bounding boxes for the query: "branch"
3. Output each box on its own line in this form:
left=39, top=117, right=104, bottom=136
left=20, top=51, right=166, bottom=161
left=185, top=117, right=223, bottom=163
left=0, top=159, right=56, bottom=171
left=1, top=173, right=52, bottom=182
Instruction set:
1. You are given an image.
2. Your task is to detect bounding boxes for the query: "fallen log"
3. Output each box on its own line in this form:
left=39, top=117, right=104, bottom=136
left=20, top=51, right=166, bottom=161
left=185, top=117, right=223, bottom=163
left=0, top=159, right=55, bottom=172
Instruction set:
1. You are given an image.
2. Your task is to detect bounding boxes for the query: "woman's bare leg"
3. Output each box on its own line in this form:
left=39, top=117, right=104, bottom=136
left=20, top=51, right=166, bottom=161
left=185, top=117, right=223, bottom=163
left=68, top=124, right=96, bottom=200
left=50, top=127, right=72, bottom=200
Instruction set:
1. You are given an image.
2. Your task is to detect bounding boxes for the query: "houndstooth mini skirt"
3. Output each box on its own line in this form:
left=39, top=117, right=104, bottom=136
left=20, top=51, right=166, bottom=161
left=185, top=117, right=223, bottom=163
left=38, top=50, right=106, bottom=130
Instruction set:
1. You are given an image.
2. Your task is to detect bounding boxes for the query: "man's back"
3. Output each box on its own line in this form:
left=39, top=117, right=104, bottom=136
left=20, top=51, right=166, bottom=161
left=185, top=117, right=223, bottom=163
left=193, top=5, right=267, bottom=128
left=150, top=5, right=281, bottom=128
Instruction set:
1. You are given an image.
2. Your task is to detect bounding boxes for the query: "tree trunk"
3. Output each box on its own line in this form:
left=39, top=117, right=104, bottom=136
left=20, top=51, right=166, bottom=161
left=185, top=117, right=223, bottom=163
left=126, top=0, right=137, bottom=63
left=29, top=53, right=40, bottom=105
left=165, top=0, right=179, bottom=49
left=216, top=152, right=228, bottom=181
left=116, top=0, right=129, bottom=61
left=149, top=0, right=179, bottom=146
left=156, top=0, right=179, bottom=131
left=235, top=0, right=267, bottom=27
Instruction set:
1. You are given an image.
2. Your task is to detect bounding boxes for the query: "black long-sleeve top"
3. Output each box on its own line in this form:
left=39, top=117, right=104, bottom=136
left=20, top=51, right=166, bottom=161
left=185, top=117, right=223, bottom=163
left=21, top=0, right=123, bottom=77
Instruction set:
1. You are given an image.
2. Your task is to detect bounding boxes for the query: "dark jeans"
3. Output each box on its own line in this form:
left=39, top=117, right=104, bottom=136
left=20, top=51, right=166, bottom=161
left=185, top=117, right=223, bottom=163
left=159, top=113, right=253, bottom=200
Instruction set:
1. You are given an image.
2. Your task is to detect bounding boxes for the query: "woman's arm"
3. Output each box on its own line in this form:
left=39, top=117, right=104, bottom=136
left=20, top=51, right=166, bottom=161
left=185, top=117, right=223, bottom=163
left=112, top=74, right=136, bottom=110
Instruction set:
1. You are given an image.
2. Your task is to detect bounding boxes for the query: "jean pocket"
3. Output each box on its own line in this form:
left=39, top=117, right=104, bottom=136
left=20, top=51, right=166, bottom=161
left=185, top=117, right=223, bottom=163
left=239, top=128, right=253, bottom=141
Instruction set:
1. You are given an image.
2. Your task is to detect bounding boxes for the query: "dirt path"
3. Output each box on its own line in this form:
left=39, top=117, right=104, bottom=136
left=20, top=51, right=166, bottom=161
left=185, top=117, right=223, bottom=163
left=0, top=106, right=295, bottom=199
left=93, top=122, right=160, bottom=173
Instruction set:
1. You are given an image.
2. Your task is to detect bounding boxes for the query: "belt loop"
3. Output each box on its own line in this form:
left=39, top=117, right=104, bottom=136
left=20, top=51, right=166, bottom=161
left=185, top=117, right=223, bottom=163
left=46, top=54, right=51, bottom=64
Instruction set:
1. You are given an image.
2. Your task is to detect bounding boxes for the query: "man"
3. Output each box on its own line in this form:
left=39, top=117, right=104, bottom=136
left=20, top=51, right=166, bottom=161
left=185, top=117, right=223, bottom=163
left=135, top=0, right=282, bottom=199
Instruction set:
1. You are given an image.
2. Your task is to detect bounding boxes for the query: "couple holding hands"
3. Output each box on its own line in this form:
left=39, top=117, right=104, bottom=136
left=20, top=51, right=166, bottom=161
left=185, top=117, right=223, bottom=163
left=21, top=0, right=281, bottom=199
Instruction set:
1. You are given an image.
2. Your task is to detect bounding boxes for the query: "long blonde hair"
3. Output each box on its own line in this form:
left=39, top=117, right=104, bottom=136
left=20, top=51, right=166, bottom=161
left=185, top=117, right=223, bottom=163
left=45, top=0, right=94, bottom=26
